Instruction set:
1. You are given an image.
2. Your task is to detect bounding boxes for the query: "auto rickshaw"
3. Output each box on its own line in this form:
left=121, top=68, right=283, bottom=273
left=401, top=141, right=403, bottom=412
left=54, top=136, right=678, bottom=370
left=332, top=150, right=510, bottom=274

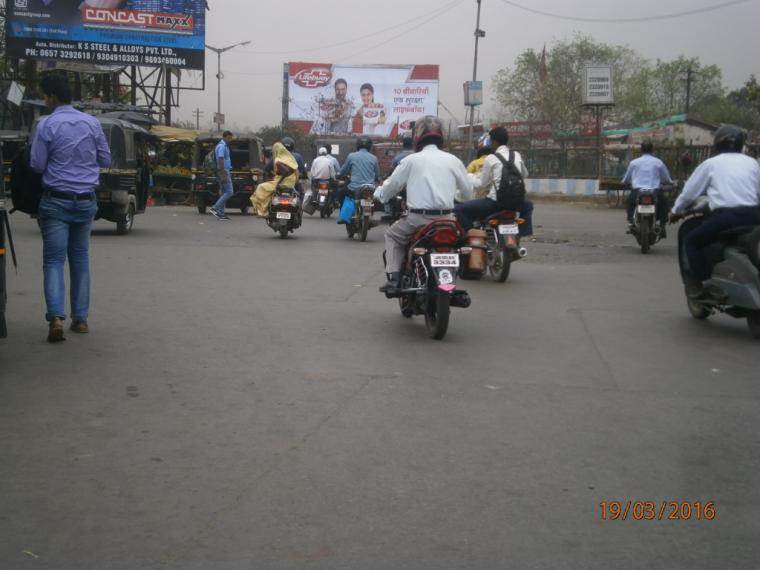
left=95, top=117, right=158, bottom=234
left=150, top=125, right=198, bottom=205
left=191, top=133, right=265, bottom=214
left=0, top=131, right=30, bottom=189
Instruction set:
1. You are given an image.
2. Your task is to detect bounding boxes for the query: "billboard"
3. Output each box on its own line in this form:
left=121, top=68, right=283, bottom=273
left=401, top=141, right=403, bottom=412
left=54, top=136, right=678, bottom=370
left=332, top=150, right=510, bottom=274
left=287, top=62, right=439, bottom=138
left=5, top=0, right=206, bottom=70
left=582, top=65, right=614, bottom=106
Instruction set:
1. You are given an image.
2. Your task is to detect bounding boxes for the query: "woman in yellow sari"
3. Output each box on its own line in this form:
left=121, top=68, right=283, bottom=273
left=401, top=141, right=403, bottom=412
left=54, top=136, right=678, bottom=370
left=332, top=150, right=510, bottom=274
left=251, top=142, right=299, bottom=216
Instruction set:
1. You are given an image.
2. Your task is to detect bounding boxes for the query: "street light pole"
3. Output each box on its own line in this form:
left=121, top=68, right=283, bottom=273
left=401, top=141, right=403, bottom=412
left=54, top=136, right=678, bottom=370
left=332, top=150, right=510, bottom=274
left=468, top=0, right=484, bottom=163
left=205, top=41, right=251, bottom=131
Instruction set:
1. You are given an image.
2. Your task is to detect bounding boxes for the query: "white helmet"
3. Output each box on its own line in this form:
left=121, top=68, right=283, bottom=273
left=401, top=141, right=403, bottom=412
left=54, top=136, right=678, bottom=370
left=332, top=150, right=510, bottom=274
left=318, top=146, right=328, bottom=155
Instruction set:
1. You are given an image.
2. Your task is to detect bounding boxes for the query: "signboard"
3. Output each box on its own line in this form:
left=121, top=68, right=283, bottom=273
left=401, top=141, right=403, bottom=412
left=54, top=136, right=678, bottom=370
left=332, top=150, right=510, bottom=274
left=463, top=80, right=483, bottom=107
left=213, top=112, right=225, bottom=126
left=499, top=121, right=553, bottom=140
left=582, top=65, right=614, bottom=106
left=286, top=62, right=439, bottom=137
left=5, top=0, right=206, bottom=70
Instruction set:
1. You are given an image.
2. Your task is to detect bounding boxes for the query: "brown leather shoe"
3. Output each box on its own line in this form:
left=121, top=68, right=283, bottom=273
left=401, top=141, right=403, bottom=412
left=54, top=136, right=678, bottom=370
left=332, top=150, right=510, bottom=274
left=47, top=318, right=66, bottom=343
left=70, top=320, right=89, bottom=334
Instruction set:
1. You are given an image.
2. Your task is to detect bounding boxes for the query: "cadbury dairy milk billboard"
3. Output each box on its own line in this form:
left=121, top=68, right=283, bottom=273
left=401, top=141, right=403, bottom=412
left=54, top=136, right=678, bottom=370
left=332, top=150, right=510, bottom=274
left=287, top=63, right=439, bottom=138
left=6, top=0, right=206, bottom=70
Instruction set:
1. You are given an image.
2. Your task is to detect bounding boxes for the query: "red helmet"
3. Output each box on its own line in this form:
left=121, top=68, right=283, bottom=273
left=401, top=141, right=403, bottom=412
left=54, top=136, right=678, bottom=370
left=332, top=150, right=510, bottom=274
left=413, top=115, right=445, bottom=151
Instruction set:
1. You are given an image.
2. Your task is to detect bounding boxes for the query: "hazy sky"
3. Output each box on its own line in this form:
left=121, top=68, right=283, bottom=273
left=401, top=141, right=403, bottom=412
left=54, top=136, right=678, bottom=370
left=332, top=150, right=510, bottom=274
left=174, top=0, right=760, bottom=131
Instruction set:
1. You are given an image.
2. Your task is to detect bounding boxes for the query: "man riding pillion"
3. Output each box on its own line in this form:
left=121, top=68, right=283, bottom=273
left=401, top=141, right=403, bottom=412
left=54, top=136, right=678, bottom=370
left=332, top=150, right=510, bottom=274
left=374, top=116, right=474, bottom=293
left=455, top=127, right=534, bottom=237
left=309, top=147, right=337, bottom=194
left=337, top=136, right=380, bottom=223
left=669, top=124, right=760, bottom=298
left=622, top=141, right=673, bottom=234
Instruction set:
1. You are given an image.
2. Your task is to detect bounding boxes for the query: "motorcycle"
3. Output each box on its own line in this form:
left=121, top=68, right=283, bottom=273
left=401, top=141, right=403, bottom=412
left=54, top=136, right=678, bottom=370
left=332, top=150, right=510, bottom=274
left=304, top=179, right=336, bottom=218
left=384, top=189, right=407, bottom=224
left=677, top=199, right=760, bottom=339
left=346, top=184, right=376, bottom=242
left=384, top=219, right=473, bottom=340
left=266, top=186, right=302, bottom=239
left=631, top=188, right=668, bottom=254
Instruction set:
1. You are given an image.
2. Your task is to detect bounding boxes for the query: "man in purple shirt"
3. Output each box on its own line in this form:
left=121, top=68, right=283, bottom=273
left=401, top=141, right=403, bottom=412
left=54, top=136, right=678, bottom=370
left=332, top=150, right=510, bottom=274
left=30, top=74, right=111, bottom=342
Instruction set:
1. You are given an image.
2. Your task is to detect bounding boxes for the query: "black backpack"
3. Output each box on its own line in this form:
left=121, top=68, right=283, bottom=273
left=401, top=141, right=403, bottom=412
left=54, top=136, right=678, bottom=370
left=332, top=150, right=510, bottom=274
left=9, top=147, right=44, bottom=216
left=493, top=151, right=526, bottom=211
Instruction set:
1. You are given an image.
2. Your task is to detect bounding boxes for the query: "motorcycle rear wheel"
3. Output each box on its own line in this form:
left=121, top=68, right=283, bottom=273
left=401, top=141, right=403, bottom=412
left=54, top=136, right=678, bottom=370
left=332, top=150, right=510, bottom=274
left=747, top=312, right=760, bottom=339
left=489, top=249, right=512, bottom=283
left=360, top=217, right=370, bottom=242
left=279, top=226, right=289, bottom=239
left=425, top=292, right=451, bottom=340
left=639, top=217, right=652, bottom=254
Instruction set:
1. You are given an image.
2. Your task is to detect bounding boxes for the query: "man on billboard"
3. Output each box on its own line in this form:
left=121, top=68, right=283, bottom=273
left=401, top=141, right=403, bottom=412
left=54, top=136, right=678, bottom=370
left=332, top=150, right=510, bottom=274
left=310, top=78, right=356, bottom=136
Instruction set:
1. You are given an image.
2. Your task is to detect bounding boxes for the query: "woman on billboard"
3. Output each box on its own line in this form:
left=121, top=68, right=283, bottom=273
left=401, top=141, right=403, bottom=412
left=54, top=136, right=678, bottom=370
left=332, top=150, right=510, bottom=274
left=356, top=83, right=391, bottom=137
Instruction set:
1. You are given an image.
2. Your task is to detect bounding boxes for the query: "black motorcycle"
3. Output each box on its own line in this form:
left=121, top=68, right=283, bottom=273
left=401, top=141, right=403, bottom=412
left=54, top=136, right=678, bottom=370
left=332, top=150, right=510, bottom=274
left=385, top=219, right=472, bottom=340
left=346, top=184, right=376, bottom=242
left=266, top=187, right=302, bottom=239
left=631, top=189, right=666, bottom=254
left=678, top=200, right=760, bottom=338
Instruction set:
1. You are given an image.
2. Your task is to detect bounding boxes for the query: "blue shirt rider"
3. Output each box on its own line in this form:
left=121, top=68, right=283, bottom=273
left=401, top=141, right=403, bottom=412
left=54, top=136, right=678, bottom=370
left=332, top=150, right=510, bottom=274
left=339, top=137, right=380, bottom=196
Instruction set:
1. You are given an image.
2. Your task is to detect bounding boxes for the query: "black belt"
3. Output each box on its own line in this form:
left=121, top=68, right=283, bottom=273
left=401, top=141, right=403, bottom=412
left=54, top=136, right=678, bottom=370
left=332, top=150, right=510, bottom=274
left=44, top=190, right=95, bottom=201
left=409, top=208, right=453, bottom=216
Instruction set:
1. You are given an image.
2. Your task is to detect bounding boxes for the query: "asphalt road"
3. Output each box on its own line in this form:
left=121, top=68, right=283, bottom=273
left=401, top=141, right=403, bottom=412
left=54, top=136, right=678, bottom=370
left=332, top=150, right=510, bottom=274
left=1, top=203, right=758, bottom=569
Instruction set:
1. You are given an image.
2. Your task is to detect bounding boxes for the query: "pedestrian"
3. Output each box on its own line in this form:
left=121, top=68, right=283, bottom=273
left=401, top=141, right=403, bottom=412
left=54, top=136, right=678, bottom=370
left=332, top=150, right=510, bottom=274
left=30, top=74, right=111, bottom=343
left=209, top=130, right=234, bottom=220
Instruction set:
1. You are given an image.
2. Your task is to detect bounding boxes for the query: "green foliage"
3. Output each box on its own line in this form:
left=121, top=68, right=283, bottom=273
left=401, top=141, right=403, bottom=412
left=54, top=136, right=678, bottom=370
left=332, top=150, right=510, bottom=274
left=492, top=35, right=757, bottom=131
left=254, top=123, right=315, bottom=151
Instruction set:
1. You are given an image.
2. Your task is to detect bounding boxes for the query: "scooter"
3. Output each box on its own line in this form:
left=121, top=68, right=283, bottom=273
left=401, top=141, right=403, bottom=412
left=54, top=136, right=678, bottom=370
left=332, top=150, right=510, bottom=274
left=266, top=187, right=302, bottom=239
left=678, top=199, right=760, bottom=338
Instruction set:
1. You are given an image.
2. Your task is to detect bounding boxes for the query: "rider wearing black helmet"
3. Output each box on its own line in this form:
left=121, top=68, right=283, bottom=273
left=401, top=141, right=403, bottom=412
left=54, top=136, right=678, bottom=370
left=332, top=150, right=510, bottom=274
left=281, top=136, right=307, bottom=179
left=337, top=135, right=380, bottom=221
left=671, top=124, right=760, bottom=296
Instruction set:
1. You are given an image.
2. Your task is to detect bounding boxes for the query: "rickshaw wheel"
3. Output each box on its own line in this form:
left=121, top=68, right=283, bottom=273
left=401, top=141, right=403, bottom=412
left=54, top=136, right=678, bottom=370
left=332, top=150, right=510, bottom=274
left=117, top=204, right=135, bottom=235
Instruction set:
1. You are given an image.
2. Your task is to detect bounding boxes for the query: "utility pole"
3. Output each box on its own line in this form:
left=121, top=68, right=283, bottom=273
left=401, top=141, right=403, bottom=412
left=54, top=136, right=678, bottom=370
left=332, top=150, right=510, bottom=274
left=467, top=0, right=484, bottom=163
left=205, top=41, right=251, bottom=131
left=685, top=66, right=694, bottom=115
left=193, top=108, right=204, bottom=130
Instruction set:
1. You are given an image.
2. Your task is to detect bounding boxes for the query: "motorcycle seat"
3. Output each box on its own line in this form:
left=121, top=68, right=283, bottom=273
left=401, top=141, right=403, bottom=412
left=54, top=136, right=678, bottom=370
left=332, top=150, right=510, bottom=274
left=484, top=210, right=519, bottom=223
left=411, top=219, right=464, bottom=245
left=718, top=225, right=757, bottom=240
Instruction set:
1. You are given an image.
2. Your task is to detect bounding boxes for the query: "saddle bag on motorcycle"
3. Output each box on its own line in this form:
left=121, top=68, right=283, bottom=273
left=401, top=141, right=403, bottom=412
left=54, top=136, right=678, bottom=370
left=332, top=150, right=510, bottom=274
left=464, top=228, right=487, bottom=274
left=9, top=148, right=44, bottom=216
left=493, top=151, right=526, bottom=211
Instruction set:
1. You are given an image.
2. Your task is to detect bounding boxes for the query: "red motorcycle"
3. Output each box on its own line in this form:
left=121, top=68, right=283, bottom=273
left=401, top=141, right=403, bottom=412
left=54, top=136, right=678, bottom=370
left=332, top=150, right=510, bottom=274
left=384, top=219, right=472, bottom=340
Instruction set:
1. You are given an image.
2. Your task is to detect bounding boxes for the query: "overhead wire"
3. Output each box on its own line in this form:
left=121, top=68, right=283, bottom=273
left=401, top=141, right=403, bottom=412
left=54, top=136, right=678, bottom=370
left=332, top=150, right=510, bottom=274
left=497, top=0, right=753, bottom=23
left=237, top=0, right=462, bottom=56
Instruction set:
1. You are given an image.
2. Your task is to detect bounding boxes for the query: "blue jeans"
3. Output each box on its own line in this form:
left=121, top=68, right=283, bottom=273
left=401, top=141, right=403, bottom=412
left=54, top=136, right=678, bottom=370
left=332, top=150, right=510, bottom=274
left=455, top=198, right=534, bottom=236
left=37, top=196, right=98, bottom=322
left=213, top=175, right=234, bottom=214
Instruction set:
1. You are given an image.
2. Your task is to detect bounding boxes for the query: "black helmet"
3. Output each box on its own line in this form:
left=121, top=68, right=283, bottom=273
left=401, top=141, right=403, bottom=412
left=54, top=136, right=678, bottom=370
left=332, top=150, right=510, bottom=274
left=357, top=136, right=373, bottom=151
left=713, top=124, right=746, bottom=154
left=413, top=115, right=445, bottom=151
left=281, top=136, right=295, bottom=152
left=401, top=135, right=414, bottom=149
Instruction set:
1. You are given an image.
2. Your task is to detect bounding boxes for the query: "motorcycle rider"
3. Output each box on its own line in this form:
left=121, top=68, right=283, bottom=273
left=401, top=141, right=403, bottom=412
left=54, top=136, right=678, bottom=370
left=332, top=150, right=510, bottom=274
left=670, top=124, right=760, bottom=297
left=622, top=141, right=673, bottom=234
left=391, top=135, right=415, bottom=171
left=374, top=116, right=473, bottom=293
left=455, top=126, right=534, bottom=237
left=282, top=136, right=307, bottom=179
left=308, top=147, right=337, bottom=206
left=337, top=136, right=380, bottom=223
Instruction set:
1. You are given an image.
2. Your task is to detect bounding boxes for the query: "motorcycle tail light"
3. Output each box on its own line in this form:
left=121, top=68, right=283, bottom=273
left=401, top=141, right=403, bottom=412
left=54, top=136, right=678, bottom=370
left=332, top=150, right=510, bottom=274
left=489, top=219, right=500, bottom=227
left=431, top=228, right=459, bottom=246
left=640, top=195, right=654, bottom=205
left=319, top=182, right=329, bottom=190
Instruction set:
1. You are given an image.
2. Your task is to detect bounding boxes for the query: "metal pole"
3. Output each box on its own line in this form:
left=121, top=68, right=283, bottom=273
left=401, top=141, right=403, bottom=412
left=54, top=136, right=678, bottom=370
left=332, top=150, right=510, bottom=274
left=217, top=50, right=222, bottom=131
left=467, top=0, right=483, bottom=163
left=685, top=66, right=693, bottom=115
left=596, top=105, right=603, bottom=181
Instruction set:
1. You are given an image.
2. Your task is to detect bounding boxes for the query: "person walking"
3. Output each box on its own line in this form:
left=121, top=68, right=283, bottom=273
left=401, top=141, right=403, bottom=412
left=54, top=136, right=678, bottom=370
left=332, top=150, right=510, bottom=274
left=209, top=130, right=234, bottom=220
left=30, top=74, right=111, bottom=342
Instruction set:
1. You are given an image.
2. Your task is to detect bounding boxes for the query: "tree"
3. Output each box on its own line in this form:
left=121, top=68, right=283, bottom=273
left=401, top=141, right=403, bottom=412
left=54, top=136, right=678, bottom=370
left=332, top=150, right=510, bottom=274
left=254, top=123, right=315, bottom=151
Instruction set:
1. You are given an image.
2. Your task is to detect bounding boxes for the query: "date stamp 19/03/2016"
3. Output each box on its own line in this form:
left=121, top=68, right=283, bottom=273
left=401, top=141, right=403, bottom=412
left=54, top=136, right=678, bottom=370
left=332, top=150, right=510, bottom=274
left=600, top=501, right=717, bottom=522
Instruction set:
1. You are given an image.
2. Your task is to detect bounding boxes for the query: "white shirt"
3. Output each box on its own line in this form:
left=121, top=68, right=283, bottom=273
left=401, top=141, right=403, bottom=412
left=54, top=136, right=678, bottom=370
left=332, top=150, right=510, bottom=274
left=672, top=153, right=760, bottom=214
left=622, top=154, right=672, bottom=190
left=470, top=145, right=529, bottom=201
left=374, top=144, right=473, bottom=210
left=310, top=155, right=336, bottom=181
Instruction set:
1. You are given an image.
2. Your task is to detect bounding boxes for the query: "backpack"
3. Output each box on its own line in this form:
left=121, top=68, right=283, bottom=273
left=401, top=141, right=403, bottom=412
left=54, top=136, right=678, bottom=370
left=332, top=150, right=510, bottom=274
left=493, top=150, right=526, bottom=211
left=9, top=147, right=44, bottom=216
left=203, top=149, right=219, bottom=173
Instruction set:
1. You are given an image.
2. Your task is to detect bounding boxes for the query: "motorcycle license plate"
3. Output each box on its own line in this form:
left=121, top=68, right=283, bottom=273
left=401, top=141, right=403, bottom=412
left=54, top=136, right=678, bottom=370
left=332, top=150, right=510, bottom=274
left=430, top=253, right=460, bottom=268
left=276, top=211, right=292, bottom=220
left=498, top=224, right=520, bottom=235
left=319, top=195, right=326, bottom=203
left=360, top=200, right=374, bottom=208
left=638, top=205, right=656, bottom=214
